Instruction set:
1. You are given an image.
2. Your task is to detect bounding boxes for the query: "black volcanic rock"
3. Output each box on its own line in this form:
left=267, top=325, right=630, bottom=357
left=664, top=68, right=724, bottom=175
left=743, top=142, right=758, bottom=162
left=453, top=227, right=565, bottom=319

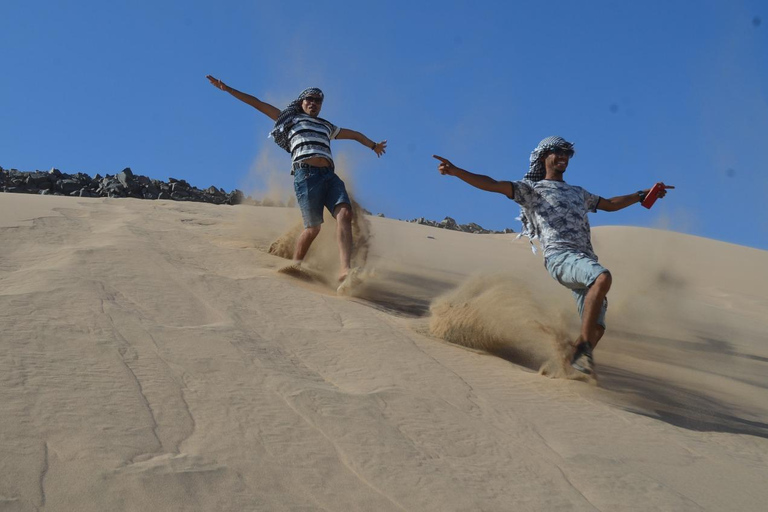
left=1, top=164, right=514, bottom=234
left=0, top=165, right=262, bottom=207
left=406, top=215, right=514, bottom=235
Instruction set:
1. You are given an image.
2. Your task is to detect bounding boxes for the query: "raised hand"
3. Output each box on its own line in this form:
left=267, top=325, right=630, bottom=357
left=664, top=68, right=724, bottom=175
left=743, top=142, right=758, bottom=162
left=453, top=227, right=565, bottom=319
left=657, top=183, right=675, bottom=199
left=206, top=75, right=229, bottom=92
left=373, top=140, right=388, bottom=157
left=433, top=155, right=458, bottom=176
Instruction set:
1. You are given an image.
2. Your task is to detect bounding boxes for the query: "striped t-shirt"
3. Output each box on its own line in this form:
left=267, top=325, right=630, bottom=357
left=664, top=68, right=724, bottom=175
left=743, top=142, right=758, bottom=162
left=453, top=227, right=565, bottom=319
left=287, top=114, right=340, bottom=164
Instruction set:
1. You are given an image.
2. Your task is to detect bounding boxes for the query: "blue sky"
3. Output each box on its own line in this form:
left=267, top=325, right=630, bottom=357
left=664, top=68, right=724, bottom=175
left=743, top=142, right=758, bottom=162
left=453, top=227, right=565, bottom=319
left=2, top=0, right=766, bottom=250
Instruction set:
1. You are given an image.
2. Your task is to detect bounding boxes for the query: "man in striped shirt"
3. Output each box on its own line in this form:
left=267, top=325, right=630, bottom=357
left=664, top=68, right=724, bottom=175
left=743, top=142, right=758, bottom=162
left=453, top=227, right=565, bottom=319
left=207, top=76, right=386, bottom=286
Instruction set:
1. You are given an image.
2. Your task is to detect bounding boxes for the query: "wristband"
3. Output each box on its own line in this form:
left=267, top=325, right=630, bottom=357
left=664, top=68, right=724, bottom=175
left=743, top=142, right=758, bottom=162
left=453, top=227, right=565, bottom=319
left=371, top=142, right=377, bottom=150
left=636, top=190, right=646, bottom=203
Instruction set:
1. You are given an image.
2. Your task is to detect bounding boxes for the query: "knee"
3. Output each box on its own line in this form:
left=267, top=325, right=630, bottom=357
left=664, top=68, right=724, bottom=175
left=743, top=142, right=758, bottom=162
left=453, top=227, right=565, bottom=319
left=304, top=225, right=321, bottom=238
left=335, top=204, right=353, bottom=224
left=593, top=271, right=612, bottom=293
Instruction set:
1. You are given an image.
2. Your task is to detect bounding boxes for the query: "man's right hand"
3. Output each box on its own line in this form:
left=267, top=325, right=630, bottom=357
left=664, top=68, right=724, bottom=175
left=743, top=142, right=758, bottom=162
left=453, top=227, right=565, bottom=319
left=206, top=75, right=228, bottom=92
left=433, top=155, right=458, bottom=176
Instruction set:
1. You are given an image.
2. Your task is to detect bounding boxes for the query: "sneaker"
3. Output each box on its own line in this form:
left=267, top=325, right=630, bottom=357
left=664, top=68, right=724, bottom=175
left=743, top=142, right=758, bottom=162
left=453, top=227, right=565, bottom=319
left=570, top=342, right=594, bottom=375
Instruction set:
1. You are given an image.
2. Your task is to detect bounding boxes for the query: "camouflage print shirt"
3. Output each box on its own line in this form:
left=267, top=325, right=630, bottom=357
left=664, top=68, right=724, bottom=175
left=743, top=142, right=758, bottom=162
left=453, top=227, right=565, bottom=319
left=511, top=179, right=601, bottom=260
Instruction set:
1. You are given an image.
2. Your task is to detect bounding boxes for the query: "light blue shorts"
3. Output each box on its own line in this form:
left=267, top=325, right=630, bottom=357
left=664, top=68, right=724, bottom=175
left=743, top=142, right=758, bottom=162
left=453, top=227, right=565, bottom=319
left=293, top=165, right=351, bottom=228
left=545, top=250, right=609, bottom=329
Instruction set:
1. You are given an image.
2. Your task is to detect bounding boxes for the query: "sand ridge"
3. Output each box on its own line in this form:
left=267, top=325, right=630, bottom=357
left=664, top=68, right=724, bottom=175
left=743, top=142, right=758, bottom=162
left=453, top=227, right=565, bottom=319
left=1, top=194, right=767, bottom=511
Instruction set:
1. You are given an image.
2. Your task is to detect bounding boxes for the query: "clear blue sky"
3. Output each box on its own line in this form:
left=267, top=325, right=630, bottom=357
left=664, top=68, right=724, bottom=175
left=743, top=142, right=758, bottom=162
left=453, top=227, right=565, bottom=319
left=2, top=0, right=766, bottom=250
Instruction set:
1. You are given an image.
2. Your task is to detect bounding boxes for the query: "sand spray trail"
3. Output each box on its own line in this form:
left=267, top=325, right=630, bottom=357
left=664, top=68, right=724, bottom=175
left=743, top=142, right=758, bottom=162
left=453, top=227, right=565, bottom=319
left=268, top=199, right=371, bottom=278
left=429, top=273, right=584, bottom=379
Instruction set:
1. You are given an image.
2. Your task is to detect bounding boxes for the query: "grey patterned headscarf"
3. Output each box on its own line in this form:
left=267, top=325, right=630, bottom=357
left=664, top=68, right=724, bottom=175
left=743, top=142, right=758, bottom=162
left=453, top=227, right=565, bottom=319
left=524, top=136, right=575, bottom=182
left=517, top=136, right=576, bottom=252
left=269, top=87, right=324, bottom=153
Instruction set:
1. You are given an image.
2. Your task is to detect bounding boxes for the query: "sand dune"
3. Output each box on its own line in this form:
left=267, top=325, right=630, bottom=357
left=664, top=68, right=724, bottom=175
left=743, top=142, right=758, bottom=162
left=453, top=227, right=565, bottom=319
left=1, top=194, right=767, bottom=511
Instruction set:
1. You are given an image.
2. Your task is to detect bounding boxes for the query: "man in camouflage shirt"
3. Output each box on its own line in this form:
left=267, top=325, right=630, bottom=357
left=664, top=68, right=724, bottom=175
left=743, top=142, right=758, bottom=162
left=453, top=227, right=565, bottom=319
left=434, top=136, right=672, bottom=376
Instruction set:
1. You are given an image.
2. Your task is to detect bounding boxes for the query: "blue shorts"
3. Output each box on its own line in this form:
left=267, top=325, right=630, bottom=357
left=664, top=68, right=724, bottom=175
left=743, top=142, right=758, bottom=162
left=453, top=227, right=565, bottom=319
left=293, top=166, right=351, bottom=228
left=545, top=251, right=609, bottom=329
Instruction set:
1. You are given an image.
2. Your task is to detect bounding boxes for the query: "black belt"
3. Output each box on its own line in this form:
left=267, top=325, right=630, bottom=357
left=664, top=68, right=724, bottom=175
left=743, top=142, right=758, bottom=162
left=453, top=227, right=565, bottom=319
left=292, top=161, right=333, bottom=171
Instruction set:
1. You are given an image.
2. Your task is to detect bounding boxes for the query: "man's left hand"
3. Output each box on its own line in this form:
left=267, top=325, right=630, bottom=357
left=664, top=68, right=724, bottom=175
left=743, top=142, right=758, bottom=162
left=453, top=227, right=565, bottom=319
left=373, top=140, right=388, bottom=157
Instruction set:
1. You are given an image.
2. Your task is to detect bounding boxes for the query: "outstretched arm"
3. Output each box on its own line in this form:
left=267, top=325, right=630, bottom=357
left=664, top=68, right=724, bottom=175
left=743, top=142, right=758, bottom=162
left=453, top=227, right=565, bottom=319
left=597, top=183, right=674, bottom=211
left=206, top=75, right=281, bottom=121
left=433, top=155, right=513, bottom=198
left=336, top=128, right=387, bottom=157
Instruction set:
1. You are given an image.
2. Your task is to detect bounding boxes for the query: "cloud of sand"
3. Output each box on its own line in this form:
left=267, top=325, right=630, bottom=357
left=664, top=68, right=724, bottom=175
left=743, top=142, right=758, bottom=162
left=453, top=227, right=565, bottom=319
left=651, top=206, right=700, bottom=236
left=429, top=273, right=577, bottom=378
left=240, top=144, right=296, bottom=207
left=263, top=150, right=373, bottom=282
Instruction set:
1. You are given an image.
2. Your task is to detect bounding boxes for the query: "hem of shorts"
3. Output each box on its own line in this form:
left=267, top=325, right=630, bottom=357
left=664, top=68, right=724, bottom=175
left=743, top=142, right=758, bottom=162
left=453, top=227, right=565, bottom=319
left=330, top=199, right=351, bottom=217
left=585, top=268, right=610, bottom=289
left=302, top=217, right=324, bottom=229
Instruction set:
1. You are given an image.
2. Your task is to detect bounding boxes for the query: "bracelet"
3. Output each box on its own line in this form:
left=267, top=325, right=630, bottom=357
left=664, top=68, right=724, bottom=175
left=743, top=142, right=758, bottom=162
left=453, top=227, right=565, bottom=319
left=371, top=141, right=377, bottom=150
left=637, top=190, right=646, bottom=203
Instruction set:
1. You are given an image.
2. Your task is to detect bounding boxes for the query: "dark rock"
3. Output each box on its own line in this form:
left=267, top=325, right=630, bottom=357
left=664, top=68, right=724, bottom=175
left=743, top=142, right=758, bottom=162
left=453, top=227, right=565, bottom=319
left=117, top=169, right=137, bottom=189
left=2, top=166, right=515, bottom=235
left=228, top=189, right=244, bottom=205
left=26, top=172, right=51, bottom=187
left=57, top=179, right=82, bottom=194
left=405, top=215, right=513, bottom=234
left=171, top=181, right=189, bottom=193
left=439, top=217, right=458, bottom=230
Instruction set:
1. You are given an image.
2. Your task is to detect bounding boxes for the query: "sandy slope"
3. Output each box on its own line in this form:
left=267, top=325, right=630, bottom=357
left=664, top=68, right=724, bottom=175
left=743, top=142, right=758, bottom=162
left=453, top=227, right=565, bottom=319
left=1, top=194, right=767, bottom=511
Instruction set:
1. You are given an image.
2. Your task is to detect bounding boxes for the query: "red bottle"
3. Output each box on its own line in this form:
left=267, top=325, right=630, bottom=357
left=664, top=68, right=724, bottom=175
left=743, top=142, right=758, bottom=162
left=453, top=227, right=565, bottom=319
left=641, top=183, right=666, bottom=209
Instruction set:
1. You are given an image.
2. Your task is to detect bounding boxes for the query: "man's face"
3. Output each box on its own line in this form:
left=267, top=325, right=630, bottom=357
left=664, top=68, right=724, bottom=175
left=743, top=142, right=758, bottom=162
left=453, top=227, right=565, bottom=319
left=301, top=96, right=323, bottom=116
left=544, top=148, right=573, bottom=174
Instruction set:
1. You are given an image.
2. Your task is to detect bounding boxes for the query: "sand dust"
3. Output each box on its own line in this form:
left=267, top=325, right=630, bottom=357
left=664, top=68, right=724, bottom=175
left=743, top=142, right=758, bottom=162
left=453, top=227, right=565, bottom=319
left=255, top=152, right=373, bottom=284
left=428, top=273, right=582, bottom=378
left=268, top=199, right=372, bottom=283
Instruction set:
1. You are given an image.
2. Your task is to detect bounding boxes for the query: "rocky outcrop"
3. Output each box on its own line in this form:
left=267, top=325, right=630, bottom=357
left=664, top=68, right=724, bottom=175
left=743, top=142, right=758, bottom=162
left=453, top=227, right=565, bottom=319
left=405, top=216, right=515, bottom=235
left=0, top=166, right=255, bottom=206
left=1, top=165, right=514, bottom=233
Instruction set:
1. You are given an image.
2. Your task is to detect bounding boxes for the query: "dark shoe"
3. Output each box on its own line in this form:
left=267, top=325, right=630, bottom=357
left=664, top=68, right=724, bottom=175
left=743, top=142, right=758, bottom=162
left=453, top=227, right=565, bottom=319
left=571, top=342, right=594, bottom=375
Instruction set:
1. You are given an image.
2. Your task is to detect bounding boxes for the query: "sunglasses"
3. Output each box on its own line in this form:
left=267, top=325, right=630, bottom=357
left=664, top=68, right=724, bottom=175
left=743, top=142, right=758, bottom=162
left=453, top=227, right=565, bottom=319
left=303, top=96, right=323, bottom=104
left=549, top=148, right=574, bottom=157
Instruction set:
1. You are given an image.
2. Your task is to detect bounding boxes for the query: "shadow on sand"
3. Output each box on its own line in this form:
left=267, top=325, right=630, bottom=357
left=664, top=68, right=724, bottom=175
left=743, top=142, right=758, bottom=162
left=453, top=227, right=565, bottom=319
left=600, top=362, right=768, bottom=440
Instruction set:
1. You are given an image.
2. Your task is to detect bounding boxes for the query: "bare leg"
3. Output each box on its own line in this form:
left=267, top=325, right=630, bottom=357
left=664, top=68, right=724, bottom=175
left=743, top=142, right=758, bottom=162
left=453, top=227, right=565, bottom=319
left=578, top=272, right=612, bottom=348
left=333, top=204, right=353, bottom=281
left=293, top=225, right=321, bottom=262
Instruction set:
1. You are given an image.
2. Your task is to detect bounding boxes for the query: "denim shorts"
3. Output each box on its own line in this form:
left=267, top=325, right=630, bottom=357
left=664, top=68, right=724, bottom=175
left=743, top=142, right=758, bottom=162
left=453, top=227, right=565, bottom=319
left=293, top=165, right=351, bottom=228
left=545, top=250, right=609, bottom=329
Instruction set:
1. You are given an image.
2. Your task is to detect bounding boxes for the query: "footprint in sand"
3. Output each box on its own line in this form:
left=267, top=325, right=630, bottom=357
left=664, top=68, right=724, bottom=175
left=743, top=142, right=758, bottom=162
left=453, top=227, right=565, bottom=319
left=277, top=263, right=325, bottom=283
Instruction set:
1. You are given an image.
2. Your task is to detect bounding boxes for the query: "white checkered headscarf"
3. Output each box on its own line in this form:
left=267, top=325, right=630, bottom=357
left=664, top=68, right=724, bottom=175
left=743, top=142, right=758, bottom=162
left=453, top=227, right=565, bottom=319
left=269, top=87, right=324, bottom=153
left=517, top=136, right=575, bottom=252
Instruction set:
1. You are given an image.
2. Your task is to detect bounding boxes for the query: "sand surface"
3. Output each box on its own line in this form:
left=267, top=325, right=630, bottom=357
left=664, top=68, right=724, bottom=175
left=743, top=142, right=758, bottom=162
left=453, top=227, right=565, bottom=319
left=1, top=194, right=767, bottom=511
